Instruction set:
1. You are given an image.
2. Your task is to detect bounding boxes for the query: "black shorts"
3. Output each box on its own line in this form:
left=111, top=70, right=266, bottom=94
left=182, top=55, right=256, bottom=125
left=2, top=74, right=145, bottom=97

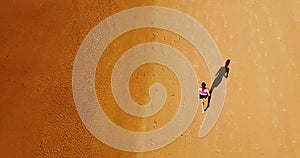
left=200, top=94, right=208, bottom=99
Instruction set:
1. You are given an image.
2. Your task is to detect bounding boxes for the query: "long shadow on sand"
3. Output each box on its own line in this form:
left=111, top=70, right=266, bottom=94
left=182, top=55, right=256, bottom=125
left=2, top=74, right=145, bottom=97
left=204, top=60, right=230, bottom=111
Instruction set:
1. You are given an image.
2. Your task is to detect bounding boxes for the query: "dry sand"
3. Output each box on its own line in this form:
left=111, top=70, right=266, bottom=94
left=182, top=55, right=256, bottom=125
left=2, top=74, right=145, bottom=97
left=0, top=0, right=300, bottom=157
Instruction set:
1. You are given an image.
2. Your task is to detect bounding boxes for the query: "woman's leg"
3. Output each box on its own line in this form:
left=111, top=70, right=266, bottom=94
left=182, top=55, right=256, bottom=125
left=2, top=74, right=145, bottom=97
left=200, top=98, right=205, bottom=113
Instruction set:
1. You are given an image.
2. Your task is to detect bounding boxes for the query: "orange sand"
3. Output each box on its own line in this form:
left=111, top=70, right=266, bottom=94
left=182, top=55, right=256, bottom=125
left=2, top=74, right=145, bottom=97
left=0, top=0, right=300, bottom=157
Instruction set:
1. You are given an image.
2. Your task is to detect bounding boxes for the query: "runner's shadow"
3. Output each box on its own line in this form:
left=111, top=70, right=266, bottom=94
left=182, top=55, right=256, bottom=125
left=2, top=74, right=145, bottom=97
left=204, top=59, right=230, bottom=111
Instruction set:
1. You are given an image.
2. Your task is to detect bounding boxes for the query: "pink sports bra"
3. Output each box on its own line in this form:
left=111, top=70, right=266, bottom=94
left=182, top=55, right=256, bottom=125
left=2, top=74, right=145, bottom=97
left=199, top=87, right=208, bottom=95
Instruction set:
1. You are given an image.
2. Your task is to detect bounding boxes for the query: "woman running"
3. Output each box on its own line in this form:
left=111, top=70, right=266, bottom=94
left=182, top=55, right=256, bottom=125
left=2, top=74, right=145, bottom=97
left=199, top=82, right=210, bottom=113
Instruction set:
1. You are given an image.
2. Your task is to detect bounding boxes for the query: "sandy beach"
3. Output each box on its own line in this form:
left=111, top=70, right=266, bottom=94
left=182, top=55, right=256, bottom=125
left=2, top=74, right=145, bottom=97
left=0, top=0, right=300, bottom=157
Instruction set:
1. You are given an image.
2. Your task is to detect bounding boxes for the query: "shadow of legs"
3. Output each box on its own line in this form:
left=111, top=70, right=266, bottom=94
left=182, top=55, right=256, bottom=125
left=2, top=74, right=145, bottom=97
left=204, top=90, right=212, bottom=111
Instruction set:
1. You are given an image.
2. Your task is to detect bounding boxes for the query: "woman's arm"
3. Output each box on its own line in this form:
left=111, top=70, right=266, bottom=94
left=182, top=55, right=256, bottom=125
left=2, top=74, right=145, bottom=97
left=205, top=89, right=210, bottom=96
